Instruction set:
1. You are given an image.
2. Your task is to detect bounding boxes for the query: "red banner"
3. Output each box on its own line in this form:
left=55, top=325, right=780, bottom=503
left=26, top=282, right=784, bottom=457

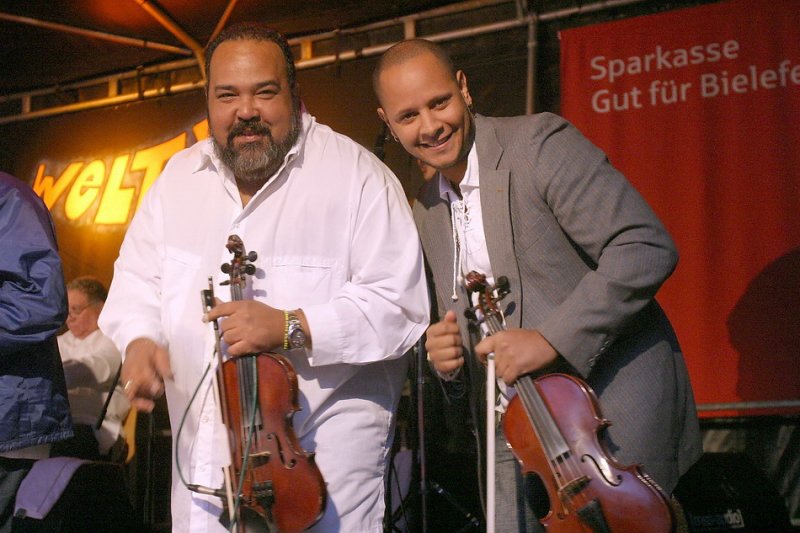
left=560, top=0, right=800, bottom=415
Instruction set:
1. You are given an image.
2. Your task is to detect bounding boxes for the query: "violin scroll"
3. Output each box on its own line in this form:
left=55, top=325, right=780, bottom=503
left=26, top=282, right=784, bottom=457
left=463, top=271, right=510, bottom=330
left=220, top=235, right=257, bottom=290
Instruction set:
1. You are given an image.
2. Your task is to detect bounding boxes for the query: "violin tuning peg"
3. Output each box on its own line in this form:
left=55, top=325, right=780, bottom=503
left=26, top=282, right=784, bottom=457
left=244, top=264, right=256, bottom=275
left=248, top=251, right=258, bottom=262
left=496, top=276, right=510, bottom=292
left=221, top=263, right=231, bottom=274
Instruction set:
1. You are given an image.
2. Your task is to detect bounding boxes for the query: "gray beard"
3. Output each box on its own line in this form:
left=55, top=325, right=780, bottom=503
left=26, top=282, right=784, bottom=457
left=213, top=114, right=301, bottom=188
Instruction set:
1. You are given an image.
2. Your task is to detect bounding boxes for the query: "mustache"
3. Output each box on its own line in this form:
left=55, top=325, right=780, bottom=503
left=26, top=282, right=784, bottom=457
left=228, top=119, right=272, bottom=144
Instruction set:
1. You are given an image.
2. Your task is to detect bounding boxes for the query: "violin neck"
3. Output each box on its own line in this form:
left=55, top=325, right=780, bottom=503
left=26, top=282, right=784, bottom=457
left=230, top=283, right=244, bottom=302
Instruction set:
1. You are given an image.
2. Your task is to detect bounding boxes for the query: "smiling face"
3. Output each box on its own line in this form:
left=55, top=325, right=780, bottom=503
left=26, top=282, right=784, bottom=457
left=376, top=49, right=474, bottom=185
left=207, top=38, right=299, bottom=190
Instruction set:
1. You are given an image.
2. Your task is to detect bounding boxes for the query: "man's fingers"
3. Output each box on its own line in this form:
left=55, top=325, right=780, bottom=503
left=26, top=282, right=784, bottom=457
left=435, top=355, right=464, bottom=374
left=225, top=339, right=249, bottom=357
left=475, top=335, right=496, bottom=364
left=120, top=340, right=171, bottom=406
left=427, top=313, right=460, bottom=337
left=121, top=378, right=138, bottom=401
left=426, top=332, right=460, bottom=350
left=149, top=379, right=165, bottom=399
left=131, top=397, right=156, bottom=413
left=205, top=299, right=234, bottom=322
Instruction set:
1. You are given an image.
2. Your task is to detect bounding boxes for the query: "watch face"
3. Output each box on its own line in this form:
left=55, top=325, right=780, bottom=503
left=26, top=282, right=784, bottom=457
left=289, top=327, right=306, bottom=348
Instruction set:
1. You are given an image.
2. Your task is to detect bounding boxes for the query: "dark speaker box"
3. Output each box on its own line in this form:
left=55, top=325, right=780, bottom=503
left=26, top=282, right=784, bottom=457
left=13, top=461, right=141, bottom=532
left=674, top=453, right=792, bottom=533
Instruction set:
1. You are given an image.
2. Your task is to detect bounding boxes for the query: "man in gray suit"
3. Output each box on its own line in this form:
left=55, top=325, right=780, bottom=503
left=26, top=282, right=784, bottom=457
left=373, top=39, right=701, bottom=531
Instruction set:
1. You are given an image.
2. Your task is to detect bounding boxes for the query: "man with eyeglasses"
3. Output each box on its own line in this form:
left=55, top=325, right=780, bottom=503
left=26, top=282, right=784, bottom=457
left=53, top=276, right=129, bottom=461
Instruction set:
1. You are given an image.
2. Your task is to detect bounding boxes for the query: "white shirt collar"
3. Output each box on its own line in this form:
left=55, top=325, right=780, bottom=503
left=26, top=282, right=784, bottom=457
left=191, top=110, right=312, bottom=176
left=436, top=141, right=479, bottom=202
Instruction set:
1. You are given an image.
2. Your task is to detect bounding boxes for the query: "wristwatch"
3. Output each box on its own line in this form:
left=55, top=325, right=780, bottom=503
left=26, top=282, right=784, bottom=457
left=286, top=311, right=306, bottom=349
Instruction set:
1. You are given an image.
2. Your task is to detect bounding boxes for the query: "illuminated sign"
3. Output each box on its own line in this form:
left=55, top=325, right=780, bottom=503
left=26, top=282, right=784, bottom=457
left=33, top=119, right=208, bottom=225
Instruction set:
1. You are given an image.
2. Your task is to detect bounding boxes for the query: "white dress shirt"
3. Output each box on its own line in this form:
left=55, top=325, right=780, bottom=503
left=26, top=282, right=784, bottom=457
left=99, top=112, right=429, bottom=533
left=439, top=144, right=512, bottom=409
left=439, top=143, right=494, bottom=287
left=57, top=328, right=129, bottom=455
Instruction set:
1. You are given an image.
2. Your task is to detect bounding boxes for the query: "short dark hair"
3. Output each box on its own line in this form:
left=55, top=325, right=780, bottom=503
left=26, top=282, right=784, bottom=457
left=67, top=276, right=107, bottom=306
left=205, top=22, right=297, bottom=93
left=372, top=39, right=457, bottom=101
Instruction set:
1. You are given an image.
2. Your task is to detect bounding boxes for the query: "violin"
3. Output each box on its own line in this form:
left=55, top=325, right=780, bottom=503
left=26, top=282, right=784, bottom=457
left=206, top=234, right=326, bottom=532
left=464, top=271, right=674, bottom=533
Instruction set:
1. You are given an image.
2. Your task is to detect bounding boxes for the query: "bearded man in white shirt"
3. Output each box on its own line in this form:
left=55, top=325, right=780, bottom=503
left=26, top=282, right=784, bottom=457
left=53, top=276, right=129, bottom=461
left=99, top=23, right=429, bottom=533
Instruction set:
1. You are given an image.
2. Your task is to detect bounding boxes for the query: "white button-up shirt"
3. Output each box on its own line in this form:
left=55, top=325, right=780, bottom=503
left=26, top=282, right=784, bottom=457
left=439, top=143, right=493, bottom=286
left=57, top=328, right=129, bottom=455
left=439, top=144, right=512, bottom=410
left=99, top=112, right=429, bottom=532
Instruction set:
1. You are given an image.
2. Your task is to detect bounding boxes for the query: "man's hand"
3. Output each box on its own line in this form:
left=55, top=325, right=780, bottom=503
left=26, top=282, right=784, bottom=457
left=205, top=300, right=284, bottom=356
left=121, top=337, right=172, bottom=412
left=475, top=329, right=558, bottom=385
left=425, top=310, right=464, bottom=375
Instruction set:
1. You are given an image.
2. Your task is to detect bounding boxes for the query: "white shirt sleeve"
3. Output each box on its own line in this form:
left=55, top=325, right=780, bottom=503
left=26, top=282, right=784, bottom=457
left=301, top=156, right=429, bottom=366
left=98, top=177, right=168, bottom=355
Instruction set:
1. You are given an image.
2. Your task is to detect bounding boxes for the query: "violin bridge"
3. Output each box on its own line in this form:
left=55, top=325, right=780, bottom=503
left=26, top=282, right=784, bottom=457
left=248, top=450, right=272, bottom=468
left=560, top=475, right=590, bottom=498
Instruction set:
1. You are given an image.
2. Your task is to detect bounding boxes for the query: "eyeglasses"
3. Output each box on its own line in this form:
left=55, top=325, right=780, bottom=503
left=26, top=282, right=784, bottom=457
left=68, top=303, right=92, bottom=318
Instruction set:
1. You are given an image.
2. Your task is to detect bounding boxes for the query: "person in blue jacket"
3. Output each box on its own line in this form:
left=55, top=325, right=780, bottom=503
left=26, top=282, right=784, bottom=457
left=0, top=171, right=72, bottom=532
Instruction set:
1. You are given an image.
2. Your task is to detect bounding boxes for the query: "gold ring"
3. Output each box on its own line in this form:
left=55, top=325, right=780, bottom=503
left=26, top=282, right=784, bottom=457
left=123, top=379, right=134, bottom=393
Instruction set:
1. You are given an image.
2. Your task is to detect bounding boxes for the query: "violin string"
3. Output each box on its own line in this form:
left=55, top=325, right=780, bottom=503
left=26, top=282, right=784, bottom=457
left=229, top=356, right=263, bottom=532
left=233, top=259, right=270, bottom=527
left=484, top=308, right=575, bottom=495
left=476, top=278, right=592, bottom=518
left=517, top=380, right=572, bottom=492
left=216, top=238, right=326, bottom=530
left=522, top=377, right=590, bottom=512
left=484, top=312, right=566, bottom=488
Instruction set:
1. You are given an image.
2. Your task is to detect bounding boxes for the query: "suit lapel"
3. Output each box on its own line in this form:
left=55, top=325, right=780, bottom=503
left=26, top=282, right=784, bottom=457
left=475, top=116, right=522, bottom=328
left=416, top=194, right=459, bottom=316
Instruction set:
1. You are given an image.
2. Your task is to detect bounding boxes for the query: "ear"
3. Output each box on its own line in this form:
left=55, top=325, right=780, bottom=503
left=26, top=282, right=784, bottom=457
left=456, top=70, right=472, bottom=107
left=377, top=108, right=396, bottom=138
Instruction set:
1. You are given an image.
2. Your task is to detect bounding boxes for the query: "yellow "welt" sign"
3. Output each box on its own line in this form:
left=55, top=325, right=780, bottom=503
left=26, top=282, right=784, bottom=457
left=33, top=119, right=208, bottom=225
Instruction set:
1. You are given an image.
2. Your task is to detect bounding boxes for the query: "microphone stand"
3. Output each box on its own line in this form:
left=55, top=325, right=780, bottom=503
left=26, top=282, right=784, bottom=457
left=416, top=340, right=481, bottom=533
left=377, top=123, right=479, bottom=532
left=415, top=335, right=429, bottom=533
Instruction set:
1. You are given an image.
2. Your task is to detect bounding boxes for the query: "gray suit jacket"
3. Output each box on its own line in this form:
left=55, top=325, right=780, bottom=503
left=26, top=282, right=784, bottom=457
left=413, top=113, right=701, bottom=494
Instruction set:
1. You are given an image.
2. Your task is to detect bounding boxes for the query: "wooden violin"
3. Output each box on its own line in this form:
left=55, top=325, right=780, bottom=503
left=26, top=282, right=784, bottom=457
left=464, top=271, right=674, bottom=533
left=205, top=234, right=326, bottom=532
